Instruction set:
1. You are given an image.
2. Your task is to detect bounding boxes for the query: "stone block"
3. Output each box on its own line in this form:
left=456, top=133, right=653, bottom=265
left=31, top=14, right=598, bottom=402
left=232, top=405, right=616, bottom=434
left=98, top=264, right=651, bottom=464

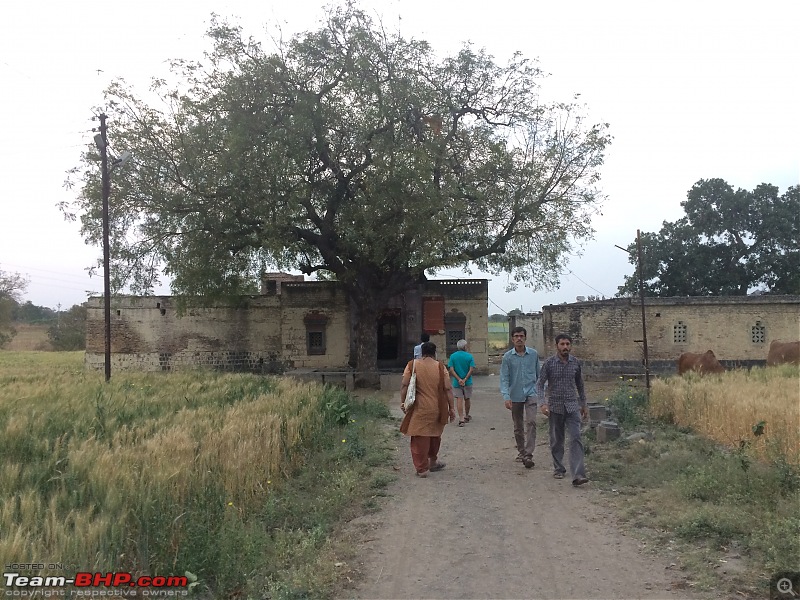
left=596, top=420, right=621, bottom=443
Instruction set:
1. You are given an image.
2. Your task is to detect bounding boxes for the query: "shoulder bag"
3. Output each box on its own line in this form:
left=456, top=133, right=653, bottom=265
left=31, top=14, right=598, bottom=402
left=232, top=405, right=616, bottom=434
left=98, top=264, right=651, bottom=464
left=404, top=359, right=417, bottom=410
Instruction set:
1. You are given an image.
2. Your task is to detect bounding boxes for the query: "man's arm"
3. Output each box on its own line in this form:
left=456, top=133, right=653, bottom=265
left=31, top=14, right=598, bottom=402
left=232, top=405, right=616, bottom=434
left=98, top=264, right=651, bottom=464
left=575, top=361, right=587, bottom=406
left=537, top=361, right=550, bottom=414
left=448, top=365, right=463, bottom=386
left=463, top=366, right=474, bottom=382
left=499, top=355, right=511, bottom=400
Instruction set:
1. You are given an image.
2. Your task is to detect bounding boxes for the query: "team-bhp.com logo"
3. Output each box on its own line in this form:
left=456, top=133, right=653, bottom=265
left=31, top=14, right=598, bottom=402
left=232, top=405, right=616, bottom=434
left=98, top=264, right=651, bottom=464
left=3, top=572, right=189, bottom=596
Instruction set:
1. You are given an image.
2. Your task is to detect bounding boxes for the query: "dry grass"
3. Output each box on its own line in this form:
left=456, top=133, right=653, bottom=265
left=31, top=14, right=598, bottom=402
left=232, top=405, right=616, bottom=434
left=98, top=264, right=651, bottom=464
left=649, top=365, right=800, bottom=464
left=1, top=323, right=52, bottom=351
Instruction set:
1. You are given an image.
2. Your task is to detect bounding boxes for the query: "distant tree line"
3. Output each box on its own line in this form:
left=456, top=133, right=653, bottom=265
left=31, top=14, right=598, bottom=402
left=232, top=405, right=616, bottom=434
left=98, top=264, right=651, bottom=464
left=618, top=179, right=799, bottom=297
left=1, top=267, right=86, bottom=350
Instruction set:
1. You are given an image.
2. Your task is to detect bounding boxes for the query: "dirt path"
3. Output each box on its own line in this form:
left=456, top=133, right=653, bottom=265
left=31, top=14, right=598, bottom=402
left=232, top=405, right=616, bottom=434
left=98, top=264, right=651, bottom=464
left=346, top=374, right=697, bottom=600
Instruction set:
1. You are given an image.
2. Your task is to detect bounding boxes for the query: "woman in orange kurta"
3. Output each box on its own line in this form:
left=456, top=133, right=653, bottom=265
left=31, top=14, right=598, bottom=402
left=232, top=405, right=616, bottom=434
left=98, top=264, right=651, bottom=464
left=399, top=342, right=455, bottom=477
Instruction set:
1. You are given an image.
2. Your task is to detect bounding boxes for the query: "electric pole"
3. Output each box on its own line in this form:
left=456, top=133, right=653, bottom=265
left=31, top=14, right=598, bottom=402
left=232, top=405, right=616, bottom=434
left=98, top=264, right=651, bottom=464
left=96, top=113, right=112, bottom=382
left=636, top=229, right=651, bottom=395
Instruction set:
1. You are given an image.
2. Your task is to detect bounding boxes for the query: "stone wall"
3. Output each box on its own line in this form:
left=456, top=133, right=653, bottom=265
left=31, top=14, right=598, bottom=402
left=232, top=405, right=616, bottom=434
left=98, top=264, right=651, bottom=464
left=509, top=313, right=545, bottom=356
left=431, top=280, right=489, bottom=370
left=85, top=279, right=489, bottom=373
left=85, top=295, right=288, bottom=372
left=280, top=282, right=352, bottom=368
left=542, top=295, right=800, bottom=373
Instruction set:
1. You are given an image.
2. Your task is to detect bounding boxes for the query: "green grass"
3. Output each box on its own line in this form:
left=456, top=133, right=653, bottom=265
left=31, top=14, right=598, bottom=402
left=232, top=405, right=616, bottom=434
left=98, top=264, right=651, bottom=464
left=587, top=377, right=800, bottom=598
left=0, top=351, right=396, bottom=599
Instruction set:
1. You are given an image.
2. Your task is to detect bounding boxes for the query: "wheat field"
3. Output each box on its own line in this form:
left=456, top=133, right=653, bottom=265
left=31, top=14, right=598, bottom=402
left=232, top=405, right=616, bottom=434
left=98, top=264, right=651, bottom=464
left=0, top=351, right=334, bottom=575
left=649, top=365, right=800, bottom=464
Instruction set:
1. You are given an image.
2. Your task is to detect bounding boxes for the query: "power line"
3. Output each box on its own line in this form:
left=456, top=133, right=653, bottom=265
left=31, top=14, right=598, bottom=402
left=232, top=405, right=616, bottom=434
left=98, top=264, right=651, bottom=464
left=1, top=262, right=95, bottom=282
left=488, top=297, right=509, bottom=314
left=565, top=268, right=609, bottom=297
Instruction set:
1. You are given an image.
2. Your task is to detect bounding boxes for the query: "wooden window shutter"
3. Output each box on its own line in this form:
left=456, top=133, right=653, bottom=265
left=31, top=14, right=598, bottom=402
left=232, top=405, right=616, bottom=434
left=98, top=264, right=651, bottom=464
left=422, top=297, right=445, bottom=333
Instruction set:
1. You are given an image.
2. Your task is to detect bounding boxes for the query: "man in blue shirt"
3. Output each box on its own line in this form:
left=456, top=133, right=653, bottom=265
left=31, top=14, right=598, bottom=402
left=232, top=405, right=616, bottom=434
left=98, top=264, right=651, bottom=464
left=500, top=326, right=540, bottom=468
left=413, top=333, right=430, bottom=359
left=448, top=339, right=476, bottom=426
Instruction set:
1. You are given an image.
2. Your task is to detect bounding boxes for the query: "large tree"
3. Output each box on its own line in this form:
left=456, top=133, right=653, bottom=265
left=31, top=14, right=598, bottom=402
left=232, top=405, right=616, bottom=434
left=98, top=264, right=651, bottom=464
left=63, top=5, right=610, bottom=373
left=618, top=179, right=800, bottom=297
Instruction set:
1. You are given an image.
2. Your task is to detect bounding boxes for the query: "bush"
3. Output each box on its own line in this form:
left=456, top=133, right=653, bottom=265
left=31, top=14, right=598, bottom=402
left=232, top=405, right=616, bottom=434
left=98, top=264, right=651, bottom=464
left=605, top=381, right=648, bottom=427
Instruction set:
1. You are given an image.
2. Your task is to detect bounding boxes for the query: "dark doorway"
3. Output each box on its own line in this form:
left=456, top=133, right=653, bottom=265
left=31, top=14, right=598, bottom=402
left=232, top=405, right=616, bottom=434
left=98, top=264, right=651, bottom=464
left=377, top=313, right=401, bottom=364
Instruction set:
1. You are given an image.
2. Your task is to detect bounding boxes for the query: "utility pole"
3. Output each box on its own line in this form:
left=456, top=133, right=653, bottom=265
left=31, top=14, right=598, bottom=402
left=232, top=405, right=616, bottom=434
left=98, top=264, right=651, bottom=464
left=615, top=231, right=651, bottom=397
left=96, top=114, right=112, bottom=382
left=636, top=229, right=651, bottom=395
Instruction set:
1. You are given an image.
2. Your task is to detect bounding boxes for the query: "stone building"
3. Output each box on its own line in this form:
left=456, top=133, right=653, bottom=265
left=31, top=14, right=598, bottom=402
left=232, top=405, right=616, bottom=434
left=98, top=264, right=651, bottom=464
left=84, top=276, right=489, bottom=374
left=542, top=295, right=800, bottom=376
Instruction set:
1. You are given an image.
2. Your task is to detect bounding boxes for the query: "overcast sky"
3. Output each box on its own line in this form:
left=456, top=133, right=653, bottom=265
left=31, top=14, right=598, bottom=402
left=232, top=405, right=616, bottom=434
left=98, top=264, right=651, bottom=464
left=1, top=0, right=797, bottom=313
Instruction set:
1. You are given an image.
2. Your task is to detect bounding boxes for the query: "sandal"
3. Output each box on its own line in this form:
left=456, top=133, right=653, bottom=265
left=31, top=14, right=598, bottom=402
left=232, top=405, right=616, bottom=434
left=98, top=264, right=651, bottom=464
left=553, top=472, right=565, bottom=479
left=430, top=462, right=446, bottom=472
left=458, top=421, right=465, bottom=427
left=464, top=415, right=472, bottom=422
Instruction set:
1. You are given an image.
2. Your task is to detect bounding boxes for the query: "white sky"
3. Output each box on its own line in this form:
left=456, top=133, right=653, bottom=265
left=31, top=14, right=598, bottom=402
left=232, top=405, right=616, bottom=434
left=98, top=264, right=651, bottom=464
left=1, top=0, right=797, bottom=313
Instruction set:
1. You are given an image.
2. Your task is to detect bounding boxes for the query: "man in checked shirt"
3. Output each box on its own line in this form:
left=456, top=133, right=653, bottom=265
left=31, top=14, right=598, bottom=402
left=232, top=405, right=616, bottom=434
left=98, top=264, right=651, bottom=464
left=536, top=333, right=590, bottom=486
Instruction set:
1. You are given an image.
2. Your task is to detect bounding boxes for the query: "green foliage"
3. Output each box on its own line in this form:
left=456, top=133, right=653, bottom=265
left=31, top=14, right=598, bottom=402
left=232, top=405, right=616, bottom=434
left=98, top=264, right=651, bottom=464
left=590, top=422, right=800, bottom=592
left=13, top=300, right=56, bottom=324
left=0, top=353, right=396, bottom=599
left=322, top=386, right=351, bottom=425
left=63, top=4, right=610, bottom=371
left=47, top=304, right=87, bottom=350
left=617, top=179, right=800, bottom=296
left=674, top=506, right=749, bottom=543
left=0, top=267, right=28, bottom=346
left=605, top=381, right=648, bottom=427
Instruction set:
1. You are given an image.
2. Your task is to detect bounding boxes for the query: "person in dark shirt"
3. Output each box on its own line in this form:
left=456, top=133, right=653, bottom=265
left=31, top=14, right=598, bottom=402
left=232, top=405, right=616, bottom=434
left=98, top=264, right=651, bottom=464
left=536, top=333, right=589, bottom=486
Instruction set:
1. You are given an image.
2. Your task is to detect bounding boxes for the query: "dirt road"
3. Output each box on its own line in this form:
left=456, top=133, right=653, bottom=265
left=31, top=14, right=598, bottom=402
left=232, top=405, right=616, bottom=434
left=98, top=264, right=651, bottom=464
left=346, top=375, right=696, bottom=600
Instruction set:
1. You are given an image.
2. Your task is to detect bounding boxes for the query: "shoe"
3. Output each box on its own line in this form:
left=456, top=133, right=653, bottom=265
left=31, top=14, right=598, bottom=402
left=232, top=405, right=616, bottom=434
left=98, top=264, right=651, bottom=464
left=458, top=421, right=465, bottom=427
left=430, top=462, right=446, bottom=472
left=416, top=471, right=428, bottom=478
left=553, top=472, right=565, bottom=479
left=572, top=477, right=589, bottom=486
left=523, top=458, right=535, bottom=469
left=515, top=454, right=524, bottom=462
left=464, top=415, right=472, bottom=422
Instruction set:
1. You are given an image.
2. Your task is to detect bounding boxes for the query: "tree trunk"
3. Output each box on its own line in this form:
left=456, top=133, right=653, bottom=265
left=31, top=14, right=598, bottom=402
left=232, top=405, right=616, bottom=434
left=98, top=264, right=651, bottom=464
left=352, top=299, right=381, bottom=388
left=347, top=271, right=416, bottom=388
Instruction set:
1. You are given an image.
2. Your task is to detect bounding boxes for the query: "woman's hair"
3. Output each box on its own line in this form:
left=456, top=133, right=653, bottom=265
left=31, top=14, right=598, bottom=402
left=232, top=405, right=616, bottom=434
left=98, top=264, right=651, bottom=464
left=420, top=341, right=437, bottom=357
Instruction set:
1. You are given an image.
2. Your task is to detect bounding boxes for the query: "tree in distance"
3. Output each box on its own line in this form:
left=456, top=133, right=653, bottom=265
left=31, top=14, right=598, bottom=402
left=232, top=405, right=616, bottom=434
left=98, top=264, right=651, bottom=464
left=63, top=4, right=611, bottom=375
left=48, top=304, right=87, bottom=351
left=0, top=268, right=29, bottom=347
left=617, top=179, right=799, bottom=297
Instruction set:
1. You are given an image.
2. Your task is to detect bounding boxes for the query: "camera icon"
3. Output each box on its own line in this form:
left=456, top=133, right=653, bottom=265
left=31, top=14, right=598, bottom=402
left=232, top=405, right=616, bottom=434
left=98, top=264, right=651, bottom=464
left=772, top=572, right=800, bottom=599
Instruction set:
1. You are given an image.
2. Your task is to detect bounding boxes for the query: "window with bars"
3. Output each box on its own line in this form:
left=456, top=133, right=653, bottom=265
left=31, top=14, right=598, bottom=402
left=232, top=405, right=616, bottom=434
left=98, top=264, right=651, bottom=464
left=304, top=312, right=328, bottom=355
left=307, top=331, right=325, bottom=355
left=751, top=321, right=766, bottom=344
left=673, top=321, right=687, bottom=344
left=447, top=330, right=464, bottom=348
